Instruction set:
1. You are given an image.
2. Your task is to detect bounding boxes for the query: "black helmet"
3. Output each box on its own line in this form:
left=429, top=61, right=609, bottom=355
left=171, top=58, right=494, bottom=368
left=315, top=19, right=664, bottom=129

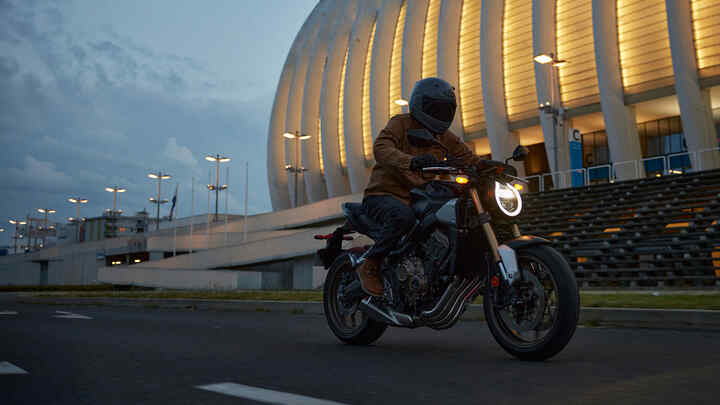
left=409, top=77, right=457, bottom=134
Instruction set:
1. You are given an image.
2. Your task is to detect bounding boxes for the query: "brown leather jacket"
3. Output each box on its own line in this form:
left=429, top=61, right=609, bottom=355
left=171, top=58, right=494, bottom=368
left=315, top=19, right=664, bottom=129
left=364, top=114, right=484, bottom=204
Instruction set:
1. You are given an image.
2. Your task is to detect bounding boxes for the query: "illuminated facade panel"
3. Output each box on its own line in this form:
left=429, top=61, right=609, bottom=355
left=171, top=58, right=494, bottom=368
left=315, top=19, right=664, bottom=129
left=317, top=117, right=324, bottom=174
left=556, top=0, right=600, bottom=108
left=503, top=0, right=538, bottom=121
left=458, top=0, right=484, bottom=135
left=617, top=0, right=674, bottom=94
left=691, top=0, right=720, bottom=79
left=422, top=0, right=441, bottom=79
left=362, top=21, right=377, bottom=162
left=338, top=47, right=349, bottom=168
left=389, top=1, right=407, bottom=117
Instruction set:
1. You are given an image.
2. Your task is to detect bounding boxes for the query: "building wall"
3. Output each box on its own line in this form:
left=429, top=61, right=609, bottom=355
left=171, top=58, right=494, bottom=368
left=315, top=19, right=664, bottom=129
left=267, top=0, right=720, bottom=210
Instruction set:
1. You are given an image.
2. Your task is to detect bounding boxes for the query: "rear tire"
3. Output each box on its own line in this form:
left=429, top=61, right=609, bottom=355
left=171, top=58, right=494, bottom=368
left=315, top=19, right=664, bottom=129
left=323, top=254, right=387, bottom=345
left=484, top=245, right=579, bottom=361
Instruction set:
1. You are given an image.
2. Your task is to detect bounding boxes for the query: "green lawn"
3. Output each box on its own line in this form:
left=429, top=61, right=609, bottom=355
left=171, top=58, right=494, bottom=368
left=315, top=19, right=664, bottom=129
left=9, top=287, right=719, bottom=310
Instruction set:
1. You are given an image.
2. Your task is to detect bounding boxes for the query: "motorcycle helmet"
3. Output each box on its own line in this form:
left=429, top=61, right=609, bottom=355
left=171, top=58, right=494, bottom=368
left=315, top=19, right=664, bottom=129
left=409, top=77, right=457, bottom=134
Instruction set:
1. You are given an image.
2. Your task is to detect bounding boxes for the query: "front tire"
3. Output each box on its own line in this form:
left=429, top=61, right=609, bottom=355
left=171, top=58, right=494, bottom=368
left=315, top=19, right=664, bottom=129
left=484, top=245, right=579, bottom=361
left=323, top=254, right=387, bottom=345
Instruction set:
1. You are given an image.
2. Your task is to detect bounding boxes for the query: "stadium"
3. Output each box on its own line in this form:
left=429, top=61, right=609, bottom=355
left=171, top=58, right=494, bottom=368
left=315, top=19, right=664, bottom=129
left=268, top=0, right=720, bottom=209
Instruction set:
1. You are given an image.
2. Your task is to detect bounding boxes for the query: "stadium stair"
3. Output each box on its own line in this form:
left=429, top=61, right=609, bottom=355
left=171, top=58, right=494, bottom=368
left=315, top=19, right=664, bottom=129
left=518, top=169, right=720, bottom=288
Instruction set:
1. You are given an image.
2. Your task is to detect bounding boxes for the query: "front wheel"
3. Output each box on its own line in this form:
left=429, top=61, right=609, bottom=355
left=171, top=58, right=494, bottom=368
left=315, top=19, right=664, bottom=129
left=323, top=254, right=387, bottom=345
left=484, top=245, right=579, bottom=361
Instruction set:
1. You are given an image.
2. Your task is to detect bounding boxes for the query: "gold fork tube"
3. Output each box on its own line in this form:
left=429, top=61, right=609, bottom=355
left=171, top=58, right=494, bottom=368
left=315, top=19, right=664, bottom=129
left=470, top=188, right=501, bottom=262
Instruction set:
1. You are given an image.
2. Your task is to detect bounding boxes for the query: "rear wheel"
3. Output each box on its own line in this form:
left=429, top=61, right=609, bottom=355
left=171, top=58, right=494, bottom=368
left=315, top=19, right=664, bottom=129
left=323, top=254, right=387, bottom=345
left=484, top=245, right=579, bottom=361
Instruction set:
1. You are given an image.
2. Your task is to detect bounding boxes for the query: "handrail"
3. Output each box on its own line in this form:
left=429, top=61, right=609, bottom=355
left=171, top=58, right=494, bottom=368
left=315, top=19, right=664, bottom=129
left=521, top=146, right=720, bottom=190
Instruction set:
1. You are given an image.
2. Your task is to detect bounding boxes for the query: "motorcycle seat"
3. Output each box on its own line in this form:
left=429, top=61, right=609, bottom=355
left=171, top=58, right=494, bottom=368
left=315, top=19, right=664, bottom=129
left=341, top=203, right=382, bottom=241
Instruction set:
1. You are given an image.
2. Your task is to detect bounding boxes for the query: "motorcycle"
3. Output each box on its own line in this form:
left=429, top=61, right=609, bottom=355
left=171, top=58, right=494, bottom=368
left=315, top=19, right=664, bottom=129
left=315, top=130, right=579, bottom=361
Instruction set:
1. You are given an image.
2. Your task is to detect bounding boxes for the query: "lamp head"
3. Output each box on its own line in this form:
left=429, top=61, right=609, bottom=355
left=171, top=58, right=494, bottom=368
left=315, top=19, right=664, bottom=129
left=534, top=53, right=554, bottom=64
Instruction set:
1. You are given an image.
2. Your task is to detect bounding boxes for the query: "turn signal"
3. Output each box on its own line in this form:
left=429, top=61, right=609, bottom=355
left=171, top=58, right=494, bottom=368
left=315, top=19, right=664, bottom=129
left=455, top=175, right=469, bottom=184
left=513, top=183, right=524, bottom=191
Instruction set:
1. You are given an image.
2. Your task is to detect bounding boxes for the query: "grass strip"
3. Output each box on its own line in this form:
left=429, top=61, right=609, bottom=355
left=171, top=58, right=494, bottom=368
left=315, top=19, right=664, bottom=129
left=21, top=289, right=720, bottom=310
left=0, top=284, right=152, bottom=292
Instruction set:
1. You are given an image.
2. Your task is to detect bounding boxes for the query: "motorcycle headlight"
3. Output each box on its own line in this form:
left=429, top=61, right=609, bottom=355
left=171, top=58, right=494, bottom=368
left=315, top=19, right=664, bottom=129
left=494, top=181, right=522, bottom=217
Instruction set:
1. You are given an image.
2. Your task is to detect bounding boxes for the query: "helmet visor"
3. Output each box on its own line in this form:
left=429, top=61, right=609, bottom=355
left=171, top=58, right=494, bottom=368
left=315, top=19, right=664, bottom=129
left=422, top=96, right=456, bottom=123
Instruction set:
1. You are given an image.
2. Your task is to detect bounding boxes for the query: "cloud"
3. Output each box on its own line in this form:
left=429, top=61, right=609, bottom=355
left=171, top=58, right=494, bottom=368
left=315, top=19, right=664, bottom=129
left=5, top=155, right=73, bottom=192
left=163, top=137, right=198, bottom=167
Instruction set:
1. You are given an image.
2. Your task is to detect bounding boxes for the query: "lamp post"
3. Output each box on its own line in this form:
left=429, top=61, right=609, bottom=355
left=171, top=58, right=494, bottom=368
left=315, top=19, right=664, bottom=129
left=534, top=52, right=567, bottom=182
left=283, top=131, right=311, bottom=207
left=205, top=154, right=231, bottom=222
left=37, top=208, right=56, bottom=248
left=8, top=219, right=27, bottom=254
left=105, top=186, right=126, bottom=215
left=67, top=197, right=88, bottom=241
left=148, top=171, right=171, bottom=230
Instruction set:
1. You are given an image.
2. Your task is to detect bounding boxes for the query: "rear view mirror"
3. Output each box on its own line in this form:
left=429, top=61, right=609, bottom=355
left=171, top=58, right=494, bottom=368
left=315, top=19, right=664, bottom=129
left=511, top=145, right=529, bottom=162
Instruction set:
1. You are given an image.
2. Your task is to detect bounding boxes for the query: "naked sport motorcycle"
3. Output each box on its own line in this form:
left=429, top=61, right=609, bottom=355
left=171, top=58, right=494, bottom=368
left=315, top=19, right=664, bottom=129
left=315, top=129, right=579, bottom=361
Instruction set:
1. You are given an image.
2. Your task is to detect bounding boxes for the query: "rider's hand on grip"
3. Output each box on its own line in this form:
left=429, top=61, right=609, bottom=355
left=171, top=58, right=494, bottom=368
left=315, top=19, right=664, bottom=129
left=410, top=154, right=440, bottom=171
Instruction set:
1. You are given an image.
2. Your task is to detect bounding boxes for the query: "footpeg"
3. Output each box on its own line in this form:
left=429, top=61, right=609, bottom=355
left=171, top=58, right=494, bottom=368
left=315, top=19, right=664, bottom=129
left=359, top=297, right=415, bottom=327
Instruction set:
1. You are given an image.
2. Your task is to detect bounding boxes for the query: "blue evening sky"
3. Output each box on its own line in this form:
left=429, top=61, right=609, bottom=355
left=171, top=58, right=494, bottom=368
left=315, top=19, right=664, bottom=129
left=0, top=0, right=317, bottom=245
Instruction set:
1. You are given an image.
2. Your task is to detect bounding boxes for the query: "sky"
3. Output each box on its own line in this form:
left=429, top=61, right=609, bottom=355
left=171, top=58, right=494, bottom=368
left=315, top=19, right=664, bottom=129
left=0, top=0, right=318, bottom=246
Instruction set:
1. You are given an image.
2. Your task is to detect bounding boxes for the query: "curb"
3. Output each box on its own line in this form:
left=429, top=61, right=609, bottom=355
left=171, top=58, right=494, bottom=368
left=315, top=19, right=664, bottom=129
left=11, top=296, right=720, bottom=330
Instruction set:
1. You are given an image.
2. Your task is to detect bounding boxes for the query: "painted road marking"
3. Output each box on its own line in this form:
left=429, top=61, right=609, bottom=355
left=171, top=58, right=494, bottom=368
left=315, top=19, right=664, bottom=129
left=53, top=311, right=92, bottom=320
left=0, top=361, right=28, bottom=375
left=0, top=311, right=18, bottom=315
left=196, top=382, right=348, bottom=405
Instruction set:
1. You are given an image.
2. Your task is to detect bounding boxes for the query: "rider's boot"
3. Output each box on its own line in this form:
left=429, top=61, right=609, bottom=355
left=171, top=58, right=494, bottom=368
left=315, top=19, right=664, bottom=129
left=355, top=257, right=384, bottom=297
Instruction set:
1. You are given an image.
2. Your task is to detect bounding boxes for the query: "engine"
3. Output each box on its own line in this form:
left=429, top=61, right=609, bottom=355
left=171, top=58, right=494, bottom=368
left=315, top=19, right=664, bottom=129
left=392, top=229, right=452, bottom=313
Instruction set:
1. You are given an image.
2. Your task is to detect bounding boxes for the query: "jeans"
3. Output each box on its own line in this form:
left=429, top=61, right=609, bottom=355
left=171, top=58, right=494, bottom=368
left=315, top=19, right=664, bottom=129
left=362, top=195, right=416, bottom=259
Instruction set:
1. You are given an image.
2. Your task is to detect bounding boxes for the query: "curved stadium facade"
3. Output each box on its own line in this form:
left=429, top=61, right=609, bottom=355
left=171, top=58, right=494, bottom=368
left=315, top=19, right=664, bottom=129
left=268, top=0, right=720, bottom=211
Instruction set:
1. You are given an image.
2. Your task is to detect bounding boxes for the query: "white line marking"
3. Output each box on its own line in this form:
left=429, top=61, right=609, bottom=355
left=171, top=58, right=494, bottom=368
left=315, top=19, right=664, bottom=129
left=196, top=382, right=348, bottom=405
left=0, top=361, right=29, bottom=375
left=0, top=311, right=18, bottom=315
left=53, top=310, right=92, bottom=320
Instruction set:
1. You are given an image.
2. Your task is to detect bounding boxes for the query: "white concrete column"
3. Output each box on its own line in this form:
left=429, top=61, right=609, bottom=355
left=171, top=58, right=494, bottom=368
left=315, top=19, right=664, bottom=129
left=267, top=4, right=324, bottom=211
left=285, top=1, right=331, bottom=207
left=301, top=1, right=346, bottom=203
left=401, top=0, right=429, bottom=102
left=320, top=0, right=360, bottom=197
left=592, top=0, right=643, bottom=180
left=533, top=0, right=570, bottom=179
left=343, top=0, right=383, bottom=193
left=437, top=0, right=464, bottom=140
left=480, top=0, right=525, bottom=176
left=369, top=0, right=404, bottom=146
left=665, top=0, right=719, bottom=170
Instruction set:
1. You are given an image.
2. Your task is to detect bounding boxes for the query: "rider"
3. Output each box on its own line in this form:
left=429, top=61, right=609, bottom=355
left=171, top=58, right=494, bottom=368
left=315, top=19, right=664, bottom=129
left=356, top=77, right=495, bottom=296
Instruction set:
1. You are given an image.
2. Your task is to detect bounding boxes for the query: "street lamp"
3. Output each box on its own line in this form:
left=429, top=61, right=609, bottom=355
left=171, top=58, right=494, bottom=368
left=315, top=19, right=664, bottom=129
left=8, top=219, right=27, bottom=254
left=283, top=131, right=311, bottom=207
left=205, top=154, right=231, bottom=222
left=105, top=186, right=126, bottom=215
left=148, top=171, right=171, bottom=230
left=37, top=208, right=56, bottom=248
left=534, top=52, right=567, bottom=178
left=67, top=197, right=88, bottom=242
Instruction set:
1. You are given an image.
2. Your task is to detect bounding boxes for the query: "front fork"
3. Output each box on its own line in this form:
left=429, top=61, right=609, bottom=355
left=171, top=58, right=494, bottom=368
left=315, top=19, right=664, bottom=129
left=469, top=188, right=522, bottom=290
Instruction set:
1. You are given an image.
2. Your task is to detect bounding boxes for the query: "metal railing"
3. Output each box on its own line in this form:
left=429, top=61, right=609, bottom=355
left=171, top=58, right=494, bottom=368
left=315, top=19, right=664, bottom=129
left=522, top=146, right=720, bottom=193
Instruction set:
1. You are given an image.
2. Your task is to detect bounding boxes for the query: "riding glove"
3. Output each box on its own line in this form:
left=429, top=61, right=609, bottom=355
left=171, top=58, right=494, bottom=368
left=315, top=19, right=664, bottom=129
left=410, top=154, right=440, bottom=171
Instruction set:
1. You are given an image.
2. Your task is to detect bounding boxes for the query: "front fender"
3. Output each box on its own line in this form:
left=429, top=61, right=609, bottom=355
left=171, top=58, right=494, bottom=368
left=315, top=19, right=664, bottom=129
left=496, top=236, right=551, bottom=285
left=503, top=235, right=552, bottom=251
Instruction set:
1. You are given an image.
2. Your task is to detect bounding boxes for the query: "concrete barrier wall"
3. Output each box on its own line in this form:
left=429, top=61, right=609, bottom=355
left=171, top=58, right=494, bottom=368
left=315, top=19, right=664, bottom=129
left=98, top=267, right=262, bottom=290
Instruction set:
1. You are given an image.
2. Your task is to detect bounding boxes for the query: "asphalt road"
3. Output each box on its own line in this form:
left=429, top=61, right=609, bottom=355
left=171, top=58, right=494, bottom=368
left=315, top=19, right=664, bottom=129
left=2, top=302, right=719, bottom=405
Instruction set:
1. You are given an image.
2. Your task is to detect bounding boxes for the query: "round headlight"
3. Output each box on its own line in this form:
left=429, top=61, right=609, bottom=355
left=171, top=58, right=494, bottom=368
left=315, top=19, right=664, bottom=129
left=494, top=181, right=522, bottom=216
